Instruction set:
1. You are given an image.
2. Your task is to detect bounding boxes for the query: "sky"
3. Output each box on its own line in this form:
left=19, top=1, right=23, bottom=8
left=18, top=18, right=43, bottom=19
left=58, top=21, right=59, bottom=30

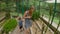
left=46, top=0, right=60, bottom=3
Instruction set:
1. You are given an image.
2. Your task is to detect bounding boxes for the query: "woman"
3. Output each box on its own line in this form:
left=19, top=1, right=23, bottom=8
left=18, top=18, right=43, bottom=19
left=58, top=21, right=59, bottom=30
left=23, top=5, right=35, bottom=34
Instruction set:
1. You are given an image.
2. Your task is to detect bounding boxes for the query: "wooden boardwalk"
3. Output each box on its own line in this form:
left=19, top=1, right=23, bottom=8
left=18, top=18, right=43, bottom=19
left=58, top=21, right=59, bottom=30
left=11, top=17, right=42, bottom=34
left=11, top=18, right=53, bottom=34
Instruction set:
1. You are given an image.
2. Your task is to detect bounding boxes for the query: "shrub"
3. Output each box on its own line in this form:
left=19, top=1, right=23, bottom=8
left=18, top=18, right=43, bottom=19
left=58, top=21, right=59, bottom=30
left=3, top=19, right=17, bottom=34
left=32, top=11, right=40, bottom=20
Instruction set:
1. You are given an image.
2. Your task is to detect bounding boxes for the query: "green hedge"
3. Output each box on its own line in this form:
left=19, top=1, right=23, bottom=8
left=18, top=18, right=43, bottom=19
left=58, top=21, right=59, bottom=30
left=3, top=19, right=17, bottom=34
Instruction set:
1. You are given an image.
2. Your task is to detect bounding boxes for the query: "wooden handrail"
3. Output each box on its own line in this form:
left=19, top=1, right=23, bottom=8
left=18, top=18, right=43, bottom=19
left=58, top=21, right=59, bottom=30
left=0, top=16, right=5, bottom=22
left=39, top=17, right=60, bottom=34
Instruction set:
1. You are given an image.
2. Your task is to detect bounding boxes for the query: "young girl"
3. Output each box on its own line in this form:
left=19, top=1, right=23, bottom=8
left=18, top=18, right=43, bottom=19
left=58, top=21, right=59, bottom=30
left=23, top=5, right=35, bottom=34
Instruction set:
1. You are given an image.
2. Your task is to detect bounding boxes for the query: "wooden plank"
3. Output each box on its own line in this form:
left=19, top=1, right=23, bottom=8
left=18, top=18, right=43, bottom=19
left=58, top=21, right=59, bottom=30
left=0, top=16, right=5, bottom=22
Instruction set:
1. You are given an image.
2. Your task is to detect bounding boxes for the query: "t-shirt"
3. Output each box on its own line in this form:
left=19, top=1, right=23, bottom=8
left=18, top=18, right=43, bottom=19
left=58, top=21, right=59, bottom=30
left=25, top=11, right=30, bottom=17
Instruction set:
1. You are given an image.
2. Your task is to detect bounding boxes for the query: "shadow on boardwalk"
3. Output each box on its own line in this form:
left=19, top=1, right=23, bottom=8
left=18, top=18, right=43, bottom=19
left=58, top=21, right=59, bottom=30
left=11, top=25, right=24, bottom=34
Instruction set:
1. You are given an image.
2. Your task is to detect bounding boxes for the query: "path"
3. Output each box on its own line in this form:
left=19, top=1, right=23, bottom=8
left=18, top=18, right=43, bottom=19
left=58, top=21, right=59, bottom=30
left=11, top=17, right=24, bottom=34
left=11, top=25, right=24, bottom=34
left=11, top=17, right=54, bottom=34
left=11, top=17, right=42, bottom=34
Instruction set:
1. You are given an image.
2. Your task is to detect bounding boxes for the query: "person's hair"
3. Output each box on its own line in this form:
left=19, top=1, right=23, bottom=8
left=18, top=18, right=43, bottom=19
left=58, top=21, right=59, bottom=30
left=29, top=5, right=34, bottom=16
left=18, top=17, right=21, bottom=20
left=30, top=5, right=34, bottom=10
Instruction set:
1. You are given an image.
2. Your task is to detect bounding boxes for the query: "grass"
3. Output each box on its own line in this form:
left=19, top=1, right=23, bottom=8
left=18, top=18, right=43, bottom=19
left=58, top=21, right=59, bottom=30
left=3, top=18, right=17, bottom=33
left=53, top=17, right=59, bottom=24
left=45, top=15, right=59, bottom=24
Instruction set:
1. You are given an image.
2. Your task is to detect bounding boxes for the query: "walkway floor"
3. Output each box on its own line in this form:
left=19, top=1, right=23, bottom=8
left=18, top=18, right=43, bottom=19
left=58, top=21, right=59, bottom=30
left=11, top=17, right=24, bottom=34
left=11, top=17, right=54, bottom=34
left=11, top=17, right=41, bottom=34
left=11, top=25, right=24, bottom=34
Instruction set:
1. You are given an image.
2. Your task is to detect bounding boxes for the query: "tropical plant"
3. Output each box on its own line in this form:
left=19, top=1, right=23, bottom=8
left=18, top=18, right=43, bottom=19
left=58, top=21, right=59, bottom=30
left=32, top=11, right=40, bottom=20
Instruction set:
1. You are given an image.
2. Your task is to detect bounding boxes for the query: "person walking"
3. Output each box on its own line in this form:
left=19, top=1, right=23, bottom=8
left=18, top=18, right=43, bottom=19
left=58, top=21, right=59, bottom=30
left=23, top=5, right=35, bottom=34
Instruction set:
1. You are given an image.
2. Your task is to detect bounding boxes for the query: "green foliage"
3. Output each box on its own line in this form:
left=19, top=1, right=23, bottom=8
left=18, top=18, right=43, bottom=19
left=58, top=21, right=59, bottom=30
left=5, top=12, right=10, bottom=19
left=10, top=12, right=19, bottom=16
left=3, top=19, right=17, bottom=34
left=32, top=11, right=40, bottom=20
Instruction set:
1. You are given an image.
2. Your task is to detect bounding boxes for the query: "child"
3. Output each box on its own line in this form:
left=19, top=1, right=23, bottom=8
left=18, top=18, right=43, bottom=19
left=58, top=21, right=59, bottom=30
left=18, top=17, right=23, bottom=31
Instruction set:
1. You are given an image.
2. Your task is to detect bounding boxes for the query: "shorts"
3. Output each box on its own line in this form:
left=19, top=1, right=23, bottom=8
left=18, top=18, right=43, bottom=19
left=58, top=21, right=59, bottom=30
left=25, top=18, right=32, bottom=29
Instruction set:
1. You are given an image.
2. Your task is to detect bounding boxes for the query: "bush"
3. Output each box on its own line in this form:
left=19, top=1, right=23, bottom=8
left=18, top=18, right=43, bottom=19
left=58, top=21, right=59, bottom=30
left=32, top=11, right=40, bottom=20
left=3, top=19, right=17, bottom=34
